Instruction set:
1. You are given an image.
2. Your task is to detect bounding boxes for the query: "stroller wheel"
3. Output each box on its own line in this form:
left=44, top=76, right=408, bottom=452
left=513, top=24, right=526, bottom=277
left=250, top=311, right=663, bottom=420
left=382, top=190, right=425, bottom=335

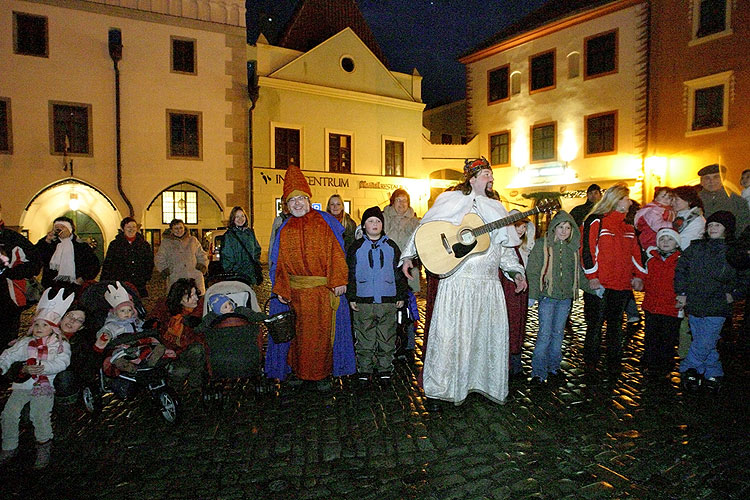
left=156, top=388, right=179, bottom=423
left=81, top=384, right=103, bottom=414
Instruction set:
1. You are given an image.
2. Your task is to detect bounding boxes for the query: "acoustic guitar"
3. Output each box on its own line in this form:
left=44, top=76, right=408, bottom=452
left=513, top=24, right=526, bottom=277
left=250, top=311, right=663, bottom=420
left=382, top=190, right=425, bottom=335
left=414, top=199, right=559, bottom=276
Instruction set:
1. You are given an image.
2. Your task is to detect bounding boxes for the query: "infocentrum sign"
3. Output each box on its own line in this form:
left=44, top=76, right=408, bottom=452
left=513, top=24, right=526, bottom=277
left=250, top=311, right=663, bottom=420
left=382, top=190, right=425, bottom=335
left=257, top=169, right=409, bottom=191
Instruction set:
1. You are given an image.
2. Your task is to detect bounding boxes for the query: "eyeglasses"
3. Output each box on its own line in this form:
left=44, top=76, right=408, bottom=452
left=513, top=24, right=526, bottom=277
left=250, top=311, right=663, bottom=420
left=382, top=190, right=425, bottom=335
left=288, top=196, right=308, bottom=204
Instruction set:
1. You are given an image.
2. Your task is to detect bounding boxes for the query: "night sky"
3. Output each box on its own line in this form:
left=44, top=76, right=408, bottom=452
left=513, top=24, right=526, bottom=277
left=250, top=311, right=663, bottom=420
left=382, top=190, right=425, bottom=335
left=248, top=0, right=549, bottom=108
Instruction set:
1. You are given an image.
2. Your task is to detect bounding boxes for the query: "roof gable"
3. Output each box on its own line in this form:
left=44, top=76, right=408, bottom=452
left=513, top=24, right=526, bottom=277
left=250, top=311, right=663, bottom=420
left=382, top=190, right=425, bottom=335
left=269, top=28, right=414, bottom=101
left=279, top=0, right=388, bottom=68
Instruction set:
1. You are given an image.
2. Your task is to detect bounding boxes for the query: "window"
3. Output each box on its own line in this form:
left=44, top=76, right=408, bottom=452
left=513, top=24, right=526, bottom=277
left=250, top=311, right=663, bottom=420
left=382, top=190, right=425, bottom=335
left=162, top=190, right=197, bottom=224
left=693, top=0, right=730, bottom=40
left=684, top=71, right=731, bottom=135
left=171, top=37, right=196, bottom=74
left=531, top=123, right=556, bottom=162
left=167, top=111, right=201, bottom=159
left=274, top=127, right=300, bottom=169
left=50, top=102, right=92, bottom=155
left=0, top=98, right=11, bottom=154
left=585, top=30, right=617, bottom=79
left=567, top=52, right=580, bottom=79
left=384, top=139, right=404, bottom=176
left=529, top=50, right=555, bottom=93
left=585, top=111, right=617, bottom=156
left=328, top=133, right=351, bottom=173
left=488, top=65, right=509, bottom=104
left=13, top=12, right=48, bottom=57
left=510, top=71, right=521, bottom=95
left=441, top=134, right=452, bottom=145
left=489, top=131, right=510, bottom=166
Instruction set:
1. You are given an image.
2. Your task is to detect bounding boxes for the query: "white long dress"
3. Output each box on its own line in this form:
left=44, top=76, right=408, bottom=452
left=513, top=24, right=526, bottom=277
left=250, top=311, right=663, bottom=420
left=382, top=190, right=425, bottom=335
left=400, top=191, right=523, bottom=405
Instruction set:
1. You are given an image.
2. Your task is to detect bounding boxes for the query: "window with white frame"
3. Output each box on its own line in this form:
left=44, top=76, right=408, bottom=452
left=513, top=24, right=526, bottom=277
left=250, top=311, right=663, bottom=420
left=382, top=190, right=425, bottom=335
left=162, top=190, right=197, bottom=224
left=684, top=71, right=732, bottom=136
left=691, top=0, right=732, bottom=43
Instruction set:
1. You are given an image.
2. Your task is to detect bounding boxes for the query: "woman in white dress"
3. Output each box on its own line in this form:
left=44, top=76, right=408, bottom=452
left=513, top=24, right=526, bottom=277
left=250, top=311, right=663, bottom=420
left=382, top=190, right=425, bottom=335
left=401, top=159, right=526, bottom=408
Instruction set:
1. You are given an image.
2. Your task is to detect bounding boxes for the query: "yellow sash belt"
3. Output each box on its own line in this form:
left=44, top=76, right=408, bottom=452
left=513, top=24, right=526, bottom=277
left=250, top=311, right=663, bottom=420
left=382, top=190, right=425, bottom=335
left=289, top=275, right=340, bottom=342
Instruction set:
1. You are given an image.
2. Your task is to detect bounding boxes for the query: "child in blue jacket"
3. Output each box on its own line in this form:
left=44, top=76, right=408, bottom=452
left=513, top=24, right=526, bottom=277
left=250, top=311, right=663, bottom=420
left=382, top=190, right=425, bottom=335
left=346, top=206, right=407, bottom=382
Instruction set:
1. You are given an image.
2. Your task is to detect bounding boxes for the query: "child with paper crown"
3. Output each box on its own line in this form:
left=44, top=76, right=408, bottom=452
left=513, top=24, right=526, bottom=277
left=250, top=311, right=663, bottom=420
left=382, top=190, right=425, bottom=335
left=0, top=288, right=72, bottom=468
left=94, top=282, right=171, bottom=375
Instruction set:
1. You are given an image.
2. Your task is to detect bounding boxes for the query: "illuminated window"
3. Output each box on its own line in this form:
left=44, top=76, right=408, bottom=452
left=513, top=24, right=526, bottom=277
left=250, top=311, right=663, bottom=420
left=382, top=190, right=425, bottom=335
left=50, top=102, right=92, bottom=155
left=531, top=123, right=556, bottom=162
left=171, top=36, right=196, bottom=74
left=13, top=12, right=48, bottom=57
left=0, top=98, right=11, bottom=154
left=489, top=131, right=510, bottom=166
left=529, top=50, right=555, bottom=93
left=585, top=111, right=617, bottom=156
left=162, top=190, right=197, bottom=224
left=585, top=30, right=617, bottom=79
left=693, top=0, right=730, bottom=40
left=488, top=65, right=509, bottom=103
left=684, top=71, right=731, bottom=135
left=274, top=127, right=300, bottom=169
left=328, top=133, right=351, bottom=173
left=384, top=139, right=404, bottom=177
left=167, top=110, right=201, bottom=159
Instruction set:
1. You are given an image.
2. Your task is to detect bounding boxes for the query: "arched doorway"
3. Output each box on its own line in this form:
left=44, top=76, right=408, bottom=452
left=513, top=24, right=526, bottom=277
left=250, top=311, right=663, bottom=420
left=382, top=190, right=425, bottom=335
left=62, top=210, right=104, bottom=264
left=428, top=168, right=463, bottom=208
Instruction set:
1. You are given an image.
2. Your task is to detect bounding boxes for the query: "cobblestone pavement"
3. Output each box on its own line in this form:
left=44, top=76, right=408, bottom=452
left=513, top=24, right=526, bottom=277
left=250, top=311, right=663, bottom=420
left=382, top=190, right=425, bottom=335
left=2, top=270, right=750, bottom=499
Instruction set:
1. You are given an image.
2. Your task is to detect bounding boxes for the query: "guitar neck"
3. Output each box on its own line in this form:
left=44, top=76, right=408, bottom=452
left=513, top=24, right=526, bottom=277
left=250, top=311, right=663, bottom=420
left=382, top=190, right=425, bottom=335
left=472, top=207, right=541, bottom=236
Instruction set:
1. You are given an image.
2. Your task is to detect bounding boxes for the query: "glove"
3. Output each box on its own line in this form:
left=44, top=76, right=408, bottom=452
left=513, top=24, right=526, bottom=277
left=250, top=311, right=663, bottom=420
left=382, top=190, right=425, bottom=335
left=5, top=361, right=31, bottom=383
left=195, top=263, right=207, bottom=274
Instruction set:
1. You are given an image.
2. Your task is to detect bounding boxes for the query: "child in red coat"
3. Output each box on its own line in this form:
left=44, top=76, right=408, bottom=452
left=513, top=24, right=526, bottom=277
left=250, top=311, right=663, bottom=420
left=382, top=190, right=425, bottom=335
left=641, top=228, right=682, bottom=372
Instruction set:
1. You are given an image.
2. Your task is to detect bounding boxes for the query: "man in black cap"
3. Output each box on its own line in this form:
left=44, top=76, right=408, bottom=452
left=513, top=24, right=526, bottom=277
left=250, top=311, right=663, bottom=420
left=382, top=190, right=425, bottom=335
left=570, top=184, right=602, bottom=227
left=698, top=163, right=750, bottom=233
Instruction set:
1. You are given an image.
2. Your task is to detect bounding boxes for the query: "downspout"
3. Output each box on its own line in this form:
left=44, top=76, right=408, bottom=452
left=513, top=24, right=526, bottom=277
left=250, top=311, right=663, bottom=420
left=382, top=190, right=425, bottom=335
left=248, top=62, right=259, bottom=226
left=109, top=29, right=134, bottom=217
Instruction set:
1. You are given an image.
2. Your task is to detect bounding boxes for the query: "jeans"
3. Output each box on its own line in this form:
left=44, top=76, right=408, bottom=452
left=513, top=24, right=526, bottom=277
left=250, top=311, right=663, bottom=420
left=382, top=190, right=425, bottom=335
left=680, top=315, right=725, bottom=379
left=531, top=297, right=572, bottom=380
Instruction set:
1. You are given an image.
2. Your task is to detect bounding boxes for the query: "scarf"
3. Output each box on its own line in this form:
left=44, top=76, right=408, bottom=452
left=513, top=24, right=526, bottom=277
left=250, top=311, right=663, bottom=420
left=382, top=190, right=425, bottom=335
left=163, top=307, right=193, bottom=347
left=125, top=233, right=137, bottom=243
left=49, top=235, right=76, bottom=282
left=27, top=336, right=58, bottom=396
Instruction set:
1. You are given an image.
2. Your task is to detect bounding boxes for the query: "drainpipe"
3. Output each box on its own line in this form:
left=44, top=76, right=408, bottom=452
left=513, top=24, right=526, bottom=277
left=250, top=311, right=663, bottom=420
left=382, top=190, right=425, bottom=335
left=248, top=62, right=259, bottom=226
left=109, top=29, right=134, bottom=217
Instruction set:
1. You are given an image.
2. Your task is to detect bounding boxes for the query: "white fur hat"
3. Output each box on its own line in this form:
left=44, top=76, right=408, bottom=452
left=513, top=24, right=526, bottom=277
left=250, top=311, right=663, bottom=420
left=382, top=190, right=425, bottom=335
left=104, top=281, right=134, bottom=311
left=656, top=227, right=681, bottom=248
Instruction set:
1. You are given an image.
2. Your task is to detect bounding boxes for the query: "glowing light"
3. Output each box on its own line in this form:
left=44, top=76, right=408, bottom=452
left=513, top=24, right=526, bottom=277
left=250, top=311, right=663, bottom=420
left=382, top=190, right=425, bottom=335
left=559, top=129, right=578, bottom=162
left=69, top=192, right=80, bottom=211
left=645, top=156, right=667, bottom=185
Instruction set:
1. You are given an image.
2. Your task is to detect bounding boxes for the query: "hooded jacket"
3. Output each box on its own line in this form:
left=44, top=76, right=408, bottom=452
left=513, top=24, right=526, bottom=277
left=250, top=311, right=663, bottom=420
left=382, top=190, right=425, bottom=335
left=527, top=211, right=581, bottom=300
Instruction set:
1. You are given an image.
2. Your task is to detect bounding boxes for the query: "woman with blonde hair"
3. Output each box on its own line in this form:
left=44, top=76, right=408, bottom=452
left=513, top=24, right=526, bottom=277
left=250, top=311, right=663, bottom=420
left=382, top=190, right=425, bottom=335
left=580, top=183, right=646, bottom=372
left=326, top=194, right=357, bottom=250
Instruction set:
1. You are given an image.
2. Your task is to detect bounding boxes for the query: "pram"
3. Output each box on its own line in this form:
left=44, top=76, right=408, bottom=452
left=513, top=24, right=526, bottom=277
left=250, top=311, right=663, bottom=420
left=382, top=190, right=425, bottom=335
left=78, top=280, right=180, bottom=423
left=199, top=275, right=268, bottom=403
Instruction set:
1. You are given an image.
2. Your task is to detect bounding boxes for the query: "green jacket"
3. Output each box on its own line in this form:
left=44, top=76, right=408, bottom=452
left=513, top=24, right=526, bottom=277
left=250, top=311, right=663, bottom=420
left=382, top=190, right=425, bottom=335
left=527, top=211, right=582, bottom=300
left=221, top=226, right=262, bottom=285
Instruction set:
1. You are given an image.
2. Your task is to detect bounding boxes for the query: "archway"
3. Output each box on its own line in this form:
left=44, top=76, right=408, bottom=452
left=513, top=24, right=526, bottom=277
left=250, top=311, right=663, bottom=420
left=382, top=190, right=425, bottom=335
left=428, top=168, right=463, bottom=208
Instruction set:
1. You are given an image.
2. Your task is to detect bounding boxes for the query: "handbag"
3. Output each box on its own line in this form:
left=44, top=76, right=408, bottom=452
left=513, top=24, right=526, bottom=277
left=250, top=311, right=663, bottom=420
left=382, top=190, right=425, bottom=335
left=225, top=228, right=264, bottom=285
left=263, top=297, right=296, bottom=344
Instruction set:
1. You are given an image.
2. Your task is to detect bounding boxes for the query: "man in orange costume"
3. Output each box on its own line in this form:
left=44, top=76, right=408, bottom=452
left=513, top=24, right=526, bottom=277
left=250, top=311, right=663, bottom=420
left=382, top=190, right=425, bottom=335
left=267, top=165, right=355, bottom=391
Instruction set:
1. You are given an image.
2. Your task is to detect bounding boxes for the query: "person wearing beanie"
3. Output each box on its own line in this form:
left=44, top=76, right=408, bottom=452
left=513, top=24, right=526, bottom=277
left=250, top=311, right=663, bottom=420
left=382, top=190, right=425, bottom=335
left=209, top=294, right=236, bottom=315
left=641, top=228, right=683, bottom=373
left=101, top=217, right=154, bottom=297
left=697, top=163, right=750, bottom=234
left=675, top=210, right=744, bottom=392
left=400, top=158, right=526, bottom=410
left=570, top=183, right=603, bottom=227
left=0, top=289, right=71, bottom=468
left=266, top=165, right=355, bottom=392
left=346, top=206, right=407, bottom=383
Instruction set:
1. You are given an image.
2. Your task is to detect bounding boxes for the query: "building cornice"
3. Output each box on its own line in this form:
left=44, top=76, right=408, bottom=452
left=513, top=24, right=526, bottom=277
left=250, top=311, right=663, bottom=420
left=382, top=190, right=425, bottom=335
left=459, top=0, right=643, bottom=64
left=257, top=76, right=426, bottom=112
left=20, top=0, right=245, bottom=33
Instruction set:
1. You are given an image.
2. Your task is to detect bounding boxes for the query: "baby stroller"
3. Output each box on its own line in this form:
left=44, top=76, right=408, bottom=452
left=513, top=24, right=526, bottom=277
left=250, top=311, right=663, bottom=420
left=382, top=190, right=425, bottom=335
left=199, top=275, right=267, bottom=404
left=78, top=280, right=180, bottom=424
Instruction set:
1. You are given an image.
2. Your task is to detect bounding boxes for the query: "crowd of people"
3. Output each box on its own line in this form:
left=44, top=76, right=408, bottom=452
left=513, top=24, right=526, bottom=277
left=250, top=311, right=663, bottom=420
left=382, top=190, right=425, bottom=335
left=2, top=160, right=750, bottom=468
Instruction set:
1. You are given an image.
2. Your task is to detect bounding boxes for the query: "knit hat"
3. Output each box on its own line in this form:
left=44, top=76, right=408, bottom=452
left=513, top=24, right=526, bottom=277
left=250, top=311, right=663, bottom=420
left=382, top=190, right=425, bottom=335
left=706, top=210, right=736, bottom=238
left=209, top=294, right=236, bottom=315
left=104, top=281, right=134, bottom=311
left=361, top=206, right=385, bottom=231
left=282, top=165, right=312, bottom=201
left=656, top=228, right=681, bottom=248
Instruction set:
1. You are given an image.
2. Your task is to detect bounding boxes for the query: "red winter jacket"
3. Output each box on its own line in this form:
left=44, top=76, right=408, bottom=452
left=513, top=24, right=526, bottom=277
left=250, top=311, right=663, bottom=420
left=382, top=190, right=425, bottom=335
left=641, top=248, right=681, bottom=317
left=581, top=210, right=646, bottom=290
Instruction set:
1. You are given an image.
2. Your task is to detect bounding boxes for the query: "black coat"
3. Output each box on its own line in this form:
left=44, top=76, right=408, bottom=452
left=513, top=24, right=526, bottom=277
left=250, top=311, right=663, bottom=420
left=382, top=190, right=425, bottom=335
left=101, top=231, right=154, bottom=296
left=36, top=234, right=101, bottom=288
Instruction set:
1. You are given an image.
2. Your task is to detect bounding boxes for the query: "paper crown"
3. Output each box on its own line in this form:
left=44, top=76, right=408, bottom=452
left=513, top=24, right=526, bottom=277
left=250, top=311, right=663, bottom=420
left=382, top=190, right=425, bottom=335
left=104, top=281, right=134, bottom=310
left=35, top=288, right=75, bottom=326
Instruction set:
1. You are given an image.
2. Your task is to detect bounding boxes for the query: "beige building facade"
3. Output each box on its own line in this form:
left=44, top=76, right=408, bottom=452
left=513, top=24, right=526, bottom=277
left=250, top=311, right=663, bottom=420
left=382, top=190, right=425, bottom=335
left=0, top=0, right=247, bottom=258
left=460, top=0, right=649, bottom=211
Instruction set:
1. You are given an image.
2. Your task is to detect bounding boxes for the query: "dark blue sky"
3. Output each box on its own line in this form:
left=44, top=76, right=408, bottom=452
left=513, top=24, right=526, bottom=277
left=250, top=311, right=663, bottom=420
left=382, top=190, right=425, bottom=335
left=248, top=0, right=549, bottom=108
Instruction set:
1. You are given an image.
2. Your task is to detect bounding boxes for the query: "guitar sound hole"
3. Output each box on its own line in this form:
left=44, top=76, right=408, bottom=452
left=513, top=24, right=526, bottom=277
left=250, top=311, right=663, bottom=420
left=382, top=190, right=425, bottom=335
left=459, top=229, right=475, bottom=245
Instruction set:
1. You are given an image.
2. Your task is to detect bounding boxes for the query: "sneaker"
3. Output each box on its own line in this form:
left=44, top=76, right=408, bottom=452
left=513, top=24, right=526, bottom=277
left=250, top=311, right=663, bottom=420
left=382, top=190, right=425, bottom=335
left=0, top=448, right=18, bottom=464
left=703, top=376, right=722, bottom=393
left=33, top=441, right=52, bottom=469
left=682, top=368, right=701, bottom=391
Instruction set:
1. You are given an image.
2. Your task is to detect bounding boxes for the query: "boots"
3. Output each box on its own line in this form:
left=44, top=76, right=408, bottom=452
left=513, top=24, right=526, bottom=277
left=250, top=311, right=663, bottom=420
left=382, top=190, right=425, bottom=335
left=33, top=440, right=52, bottom=469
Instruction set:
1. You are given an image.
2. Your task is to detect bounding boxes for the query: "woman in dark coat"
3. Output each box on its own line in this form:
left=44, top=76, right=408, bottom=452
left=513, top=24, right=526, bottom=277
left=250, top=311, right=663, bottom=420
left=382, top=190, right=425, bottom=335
left=35, top=216, right=100, bottom=288
left=220, top=206, right=263, bottom=285
left=101, top=217, right=154, bottom=297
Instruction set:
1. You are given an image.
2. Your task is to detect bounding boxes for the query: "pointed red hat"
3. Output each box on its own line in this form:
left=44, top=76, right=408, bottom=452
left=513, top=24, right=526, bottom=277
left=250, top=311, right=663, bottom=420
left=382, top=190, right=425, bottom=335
left=283, top=165, right=312, bottom=200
